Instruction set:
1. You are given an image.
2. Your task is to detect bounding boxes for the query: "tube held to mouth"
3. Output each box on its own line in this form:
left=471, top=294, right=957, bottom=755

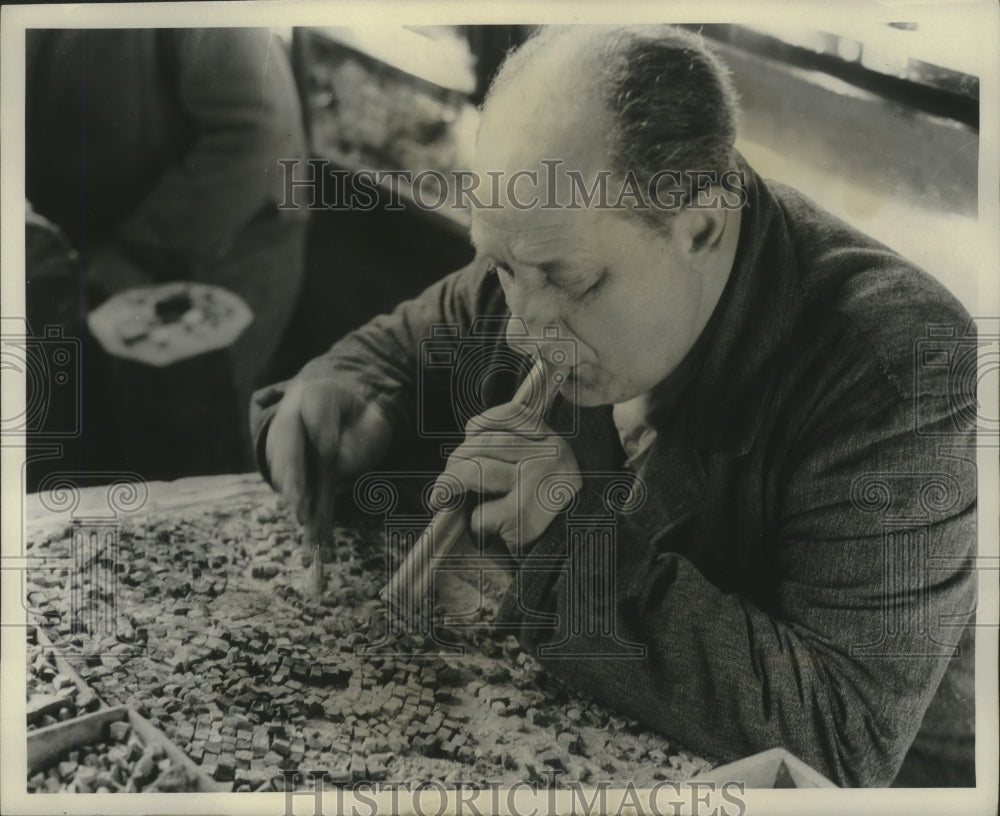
left=379, top=355, right=558, bottom=618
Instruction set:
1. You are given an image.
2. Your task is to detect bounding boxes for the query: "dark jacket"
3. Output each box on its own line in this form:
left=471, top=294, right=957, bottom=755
left=25, top=27, right=307, bottom=277
left=250, top=160, right=977, bottom=787
left=25, top=28, right=309, bottom=396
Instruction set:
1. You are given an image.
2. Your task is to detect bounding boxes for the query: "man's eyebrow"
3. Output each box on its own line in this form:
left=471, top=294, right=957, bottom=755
left=508, top=256, right=568, bottom=277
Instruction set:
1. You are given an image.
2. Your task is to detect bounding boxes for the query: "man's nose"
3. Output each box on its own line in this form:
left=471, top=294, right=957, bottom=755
left=504, top=275, right=562, bottom=335
left=506, top=313, right=568, bottom=372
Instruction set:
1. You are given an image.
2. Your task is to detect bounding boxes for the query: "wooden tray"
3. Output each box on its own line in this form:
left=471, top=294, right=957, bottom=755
left=27, top=705, right=231, bottom=792
left=689, top=747, right=836, bottom=788
left=32, top=625, right=106, bottom=705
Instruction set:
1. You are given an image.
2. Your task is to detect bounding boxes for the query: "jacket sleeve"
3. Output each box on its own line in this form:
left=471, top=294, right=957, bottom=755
left=249, top=262, right=500, bottom=483
left=499, top=355, right=977, bottom=787
left=113, top=28, right=306, bottom=278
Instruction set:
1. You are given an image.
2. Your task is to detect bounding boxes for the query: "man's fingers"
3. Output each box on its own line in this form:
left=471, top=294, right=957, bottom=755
left=450, top=433, right=559, bottom=464
left=471, top=490, right=562, bottom=551
left=465, top=404, right=551, bottom=438
left=267, top=404, right=310, bottom=524
left=430, top=456, right=516, bottom=510
left=300, top=406, right=341, bottom=537
left=308, top=462, right=337, bottom=545
left=470, top=495, right=522, bottom=546
left=289, top=434, right=312, bottom=530
left=266, top=393, right=337, bottom=532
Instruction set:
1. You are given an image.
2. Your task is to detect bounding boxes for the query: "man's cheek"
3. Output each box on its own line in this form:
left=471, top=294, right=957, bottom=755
left=564, top=302, right=623, bottom=368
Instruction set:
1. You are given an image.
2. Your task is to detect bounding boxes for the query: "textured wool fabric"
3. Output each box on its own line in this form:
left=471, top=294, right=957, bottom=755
left=251, top=156, right=977, bottom=787
left=25, top=27, right=310, bottom=396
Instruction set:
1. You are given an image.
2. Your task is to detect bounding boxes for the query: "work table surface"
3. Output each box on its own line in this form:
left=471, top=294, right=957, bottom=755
left=22, top=472, right=713, bottom=790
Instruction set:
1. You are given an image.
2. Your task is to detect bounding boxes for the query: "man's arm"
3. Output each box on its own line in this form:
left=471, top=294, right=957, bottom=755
left=250, top=262, right=503, bottom=483
left=501, top=363, right=977, bottom=787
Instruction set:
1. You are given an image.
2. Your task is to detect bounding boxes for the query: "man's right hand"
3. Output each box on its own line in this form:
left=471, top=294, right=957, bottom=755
left=264, top=377, right=393, bottom=542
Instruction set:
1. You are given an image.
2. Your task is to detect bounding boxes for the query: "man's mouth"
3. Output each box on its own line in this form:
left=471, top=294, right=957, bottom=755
left=563, top=363, right=589, bottom=389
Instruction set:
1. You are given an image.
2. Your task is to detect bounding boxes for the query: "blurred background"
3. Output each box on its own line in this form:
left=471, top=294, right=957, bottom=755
left=21, top=18, right=981, bottom=489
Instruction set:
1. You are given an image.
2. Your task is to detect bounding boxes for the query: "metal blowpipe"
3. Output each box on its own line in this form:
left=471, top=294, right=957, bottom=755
left=380, top=354, right=564, bottom=616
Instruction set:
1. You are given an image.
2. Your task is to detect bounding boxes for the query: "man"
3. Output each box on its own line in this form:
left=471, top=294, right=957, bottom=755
left=251, top=26, right=976, bottom=787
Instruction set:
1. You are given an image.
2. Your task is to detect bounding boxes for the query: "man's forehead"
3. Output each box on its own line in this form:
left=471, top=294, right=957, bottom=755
left=470, top=207, right=598, bottom=259
left=468, top=148, right=609, bottom=250
left=471, top=48, right=612, bottom=256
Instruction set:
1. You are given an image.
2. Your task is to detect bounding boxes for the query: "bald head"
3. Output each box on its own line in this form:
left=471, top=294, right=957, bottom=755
left=474, top=30, right=607, bottom=212
left=475, top=25, right=739, bottom=228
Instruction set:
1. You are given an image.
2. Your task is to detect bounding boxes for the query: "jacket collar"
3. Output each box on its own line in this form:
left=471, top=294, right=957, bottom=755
left=682, top=153, right=801, bottom=455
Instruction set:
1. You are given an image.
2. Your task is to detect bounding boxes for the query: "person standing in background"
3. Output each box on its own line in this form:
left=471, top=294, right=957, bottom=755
left=25, top=28, right=310, bottom=481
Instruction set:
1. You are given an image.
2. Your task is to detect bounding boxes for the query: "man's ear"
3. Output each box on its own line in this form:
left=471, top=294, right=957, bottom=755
left=677, top=202, right=728, bottom=256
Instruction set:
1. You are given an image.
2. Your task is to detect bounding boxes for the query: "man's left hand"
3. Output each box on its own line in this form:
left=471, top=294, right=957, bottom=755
left=430, top=402, right=581, bottom=551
